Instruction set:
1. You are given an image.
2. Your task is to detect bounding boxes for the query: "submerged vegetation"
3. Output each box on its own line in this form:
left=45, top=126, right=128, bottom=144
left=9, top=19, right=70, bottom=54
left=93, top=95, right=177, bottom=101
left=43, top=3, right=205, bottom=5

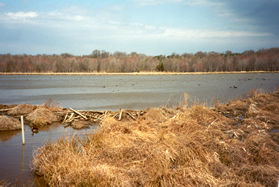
left=32, top=90, right=279, bottom=186
left=1, top=48, right=279, bottom=73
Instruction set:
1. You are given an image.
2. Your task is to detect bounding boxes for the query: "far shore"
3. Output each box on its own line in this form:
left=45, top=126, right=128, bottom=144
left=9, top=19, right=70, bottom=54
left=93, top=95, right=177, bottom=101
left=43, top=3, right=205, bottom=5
left=0, top=71, right=279, bottom=76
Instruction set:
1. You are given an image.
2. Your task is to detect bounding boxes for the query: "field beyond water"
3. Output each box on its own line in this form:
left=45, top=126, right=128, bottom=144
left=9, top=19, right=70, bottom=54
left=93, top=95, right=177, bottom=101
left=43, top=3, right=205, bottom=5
left=32, top=90, right=279, bottom=186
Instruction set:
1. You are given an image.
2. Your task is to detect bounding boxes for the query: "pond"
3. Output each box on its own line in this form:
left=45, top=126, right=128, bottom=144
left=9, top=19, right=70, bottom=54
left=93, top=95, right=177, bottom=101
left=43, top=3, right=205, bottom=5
left=0, top=73, right=279, bottom=185
left=0, top=73, right=279, bottom=110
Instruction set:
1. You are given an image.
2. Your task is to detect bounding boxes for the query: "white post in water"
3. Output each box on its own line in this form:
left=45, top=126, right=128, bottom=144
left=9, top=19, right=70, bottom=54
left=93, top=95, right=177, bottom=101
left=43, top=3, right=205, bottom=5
left=20, top=116, right=25, bottom=145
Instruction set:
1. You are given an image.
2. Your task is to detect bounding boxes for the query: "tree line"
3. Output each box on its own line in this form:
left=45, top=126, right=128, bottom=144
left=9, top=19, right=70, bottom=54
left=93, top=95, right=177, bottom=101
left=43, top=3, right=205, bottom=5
left=0, top=48, right=279, bottom=73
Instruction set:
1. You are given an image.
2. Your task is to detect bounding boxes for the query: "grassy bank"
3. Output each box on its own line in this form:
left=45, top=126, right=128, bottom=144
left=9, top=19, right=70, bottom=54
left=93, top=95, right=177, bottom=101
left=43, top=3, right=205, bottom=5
left=1, top=71, right=279, bottom=76
left=32, top=90, right=279, bottom=186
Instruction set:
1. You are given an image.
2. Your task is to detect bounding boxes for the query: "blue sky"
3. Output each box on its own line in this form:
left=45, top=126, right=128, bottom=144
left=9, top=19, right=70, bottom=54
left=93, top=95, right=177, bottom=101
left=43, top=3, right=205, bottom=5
left=0, top=0, right=278, bottom=55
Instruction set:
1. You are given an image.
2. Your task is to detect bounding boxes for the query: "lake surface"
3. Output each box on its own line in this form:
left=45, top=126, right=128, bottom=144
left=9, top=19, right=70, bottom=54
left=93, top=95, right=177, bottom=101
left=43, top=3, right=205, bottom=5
left=1, top=73, right=279, bottom=110
left=1, top=73, right=279, bottom=185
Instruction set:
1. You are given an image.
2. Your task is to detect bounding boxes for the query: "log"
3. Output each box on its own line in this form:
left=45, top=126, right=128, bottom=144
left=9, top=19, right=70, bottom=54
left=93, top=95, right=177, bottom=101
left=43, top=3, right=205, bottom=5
left=69, top=108, right=87, bottom=120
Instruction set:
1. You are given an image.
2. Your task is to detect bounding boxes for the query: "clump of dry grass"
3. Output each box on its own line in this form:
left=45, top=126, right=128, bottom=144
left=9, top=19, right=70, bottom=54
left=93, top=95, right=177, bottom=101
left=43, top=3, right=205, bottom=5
left=0, top=116, right=21, bottom=131
left=26, top=107, right=61, bottom=127
left=7, top=104, right=36, bottom=116
left=33, top=90, right=279, bottom=186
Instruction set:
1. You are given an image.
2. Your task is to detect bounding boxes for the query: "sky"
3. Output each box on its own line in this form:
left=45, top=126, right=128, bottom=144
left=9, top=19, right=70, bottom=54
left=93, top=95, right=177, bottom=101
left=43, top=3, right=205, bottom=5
left=0, top=0, right=278, bottom=55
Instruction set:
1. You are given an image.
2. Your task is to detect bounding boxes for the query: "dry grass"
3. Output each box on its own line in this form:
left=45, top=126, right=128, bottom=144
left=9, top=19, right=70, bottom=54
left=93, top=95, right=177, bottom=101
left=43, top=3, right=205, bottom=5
left=26, top=107, right=61, bottom=127
left=7, top=104, right=36, bottom=116
left=0, top=116, right=21, bottom=131
left=32, top=90, right=279, bottom=186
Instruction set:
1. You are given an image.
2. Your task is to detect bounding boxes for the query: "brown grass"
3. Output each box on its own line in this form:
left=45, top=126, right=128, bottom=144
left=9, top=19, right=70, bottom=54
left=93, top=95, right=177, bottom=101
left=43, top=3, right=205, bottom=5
left=0, top=116, right=21, bottom=131
left=26, top=107, right=61, bottom=127
left=32, top=90, right=279, bottom=186
left=7, top=104, right=36, bottom=116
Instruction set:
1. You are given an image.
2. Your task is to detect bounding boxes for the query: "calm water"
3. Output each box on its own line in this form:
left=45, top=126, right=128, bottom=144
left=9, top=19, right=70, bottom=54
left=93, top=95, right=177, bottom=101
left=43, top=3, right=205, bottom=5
left=0, top=125, right=97, bottom=186
left=1, top=73, right=279, bottom=185
left=0, top=73, right=279, bottom=110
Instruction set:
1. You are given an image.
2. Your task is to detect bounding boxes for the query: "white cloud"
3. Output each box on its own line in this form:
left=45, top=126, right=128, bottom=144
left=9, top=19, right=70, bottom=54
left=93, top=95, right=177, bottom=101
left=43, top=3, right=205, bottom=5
left=46, top=11, right=85, bottom=21
left=184, top=0, right=222, bottom=6
left=4, top=9, right=267, bottom=41
left=107, top=23, right=271, bottom=41
left=157, top=28, right=271, bottom=39
left=5, top=11, right=38, bottom=20
left=134, top=0, right=183, bottom=6
left=0, top=6, right=271, bottom=55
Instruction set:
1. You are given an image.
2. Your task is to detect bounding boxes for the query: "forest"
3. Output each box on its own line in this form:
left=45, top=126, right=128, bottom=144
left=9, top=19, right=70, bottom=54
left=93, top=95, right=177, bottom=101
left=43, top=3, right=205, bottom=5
left=0, top=48, right=279, bottom=73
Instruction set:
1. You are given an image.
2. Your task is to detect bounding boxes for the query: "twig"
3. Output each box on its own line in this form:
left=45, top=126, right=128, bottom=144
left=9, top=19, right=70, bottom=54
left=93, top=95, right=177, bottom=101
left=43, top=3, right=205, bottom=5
left=69, top=108, right=87, bottom=120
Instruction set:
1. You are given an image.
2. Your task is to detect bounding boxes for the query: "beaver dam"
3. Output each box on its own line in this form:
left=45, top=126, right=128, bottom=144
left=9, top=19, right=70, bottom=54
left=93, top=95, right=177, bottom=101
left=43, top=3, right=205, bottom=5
left=1, top=89, right=278, bottom=186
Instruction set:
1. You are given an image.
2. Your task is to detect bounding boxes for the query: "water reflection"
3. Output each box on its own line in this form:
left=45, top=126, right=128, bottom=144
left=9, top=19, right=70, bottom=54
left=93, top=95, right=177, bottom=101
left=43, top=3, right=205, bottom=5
left=21, top=145, right=25, bottom=173
left=0, top=130, right=21, bottom=142
left=0, top=73, right=279, bottom=185
left=0, top=125, right=97, bottom=186
left=0, top=73, right=279, bottom=110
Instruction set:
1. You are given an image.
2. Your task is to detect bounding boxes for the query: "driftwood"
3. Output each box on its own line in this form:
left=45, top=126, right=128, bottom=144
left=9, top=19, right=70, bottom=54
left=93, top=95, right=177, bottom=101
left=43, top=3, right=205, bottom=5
left=118, top=109, right=123, bottom=121
left=79, top=110, right=104, bottom=115
left=69, top=108, right=87, bottom=120
left=2, top=103, right=146, bottom=130
left=66, top=113, right=74, bottom=123
left=63, top=113, right=69, bottom=123
left=126, top=112, right=136, bottom=120
left=0, top=108, right=10, bottom=112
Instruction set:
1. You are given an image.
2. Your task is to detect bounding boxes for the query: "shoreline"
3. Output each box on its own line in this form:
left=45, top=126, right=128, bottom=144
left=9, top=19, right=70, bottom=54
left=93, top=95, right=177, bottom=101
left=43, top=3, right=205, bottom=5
left=0, top=71, right=279, bottom=76
left=31, top=89, right=279, bottom=186
left=1, top=90, right=279, bottom=186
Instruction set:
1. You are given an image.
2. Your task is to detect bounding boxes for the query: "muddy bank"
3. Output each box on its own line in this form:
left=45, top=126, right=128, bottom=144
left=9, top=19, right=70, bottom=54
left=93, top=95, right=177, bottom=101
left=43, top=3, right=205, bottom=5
left=31, top=90, right=279, bottom=186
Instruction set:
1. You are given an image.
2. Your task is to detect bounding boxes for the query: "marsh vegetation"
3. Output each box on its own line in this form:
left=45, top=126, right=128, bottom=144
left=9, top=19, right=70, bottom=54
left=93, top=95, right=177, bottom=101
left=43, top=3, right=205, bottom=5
left=32, top=90, right=279, bottom=186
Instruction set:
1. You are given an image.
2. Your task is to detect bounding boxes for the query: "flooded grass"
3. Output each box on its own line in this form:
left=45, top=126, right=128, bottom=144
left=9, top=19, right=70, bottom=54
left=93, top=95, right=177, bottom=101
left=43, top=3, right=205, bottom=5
left=32, top=90, right=279, bottom=186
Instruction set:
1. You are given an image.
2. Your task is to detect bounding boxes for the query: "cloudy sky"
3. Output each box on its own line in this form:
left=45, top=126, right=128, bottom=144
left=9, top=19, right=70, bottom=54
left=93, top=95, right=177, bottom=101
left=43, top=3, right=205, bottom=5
left=0, top=0, right=278, bottom=55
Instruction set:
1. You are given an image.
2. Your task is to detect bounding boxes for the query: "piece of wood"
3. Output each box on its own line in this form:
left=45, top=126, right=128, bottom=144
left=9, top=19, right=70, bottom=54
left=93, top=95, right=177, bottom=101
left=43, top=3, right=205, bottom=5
left=21, top=116, right=25, bottom=145
left=127, top=112, right=136, bottom=120
left=66, top=113, right=74, bottom=123
left=69, top=108, right=87, bottom=120
left=63, top=113, right=68, bottom=123
left=118, top=109, right=123, bottom=121
left=0, top=108, right=10, bottom=112
left=78, top=110, right=104, bottom=114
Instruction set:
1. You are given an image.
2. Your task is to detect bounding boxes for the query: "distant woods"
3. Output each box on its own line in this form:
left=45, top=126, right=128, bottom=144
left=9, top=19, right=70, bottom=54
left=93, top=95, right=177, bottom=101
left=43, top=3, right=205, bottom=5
left=0, top=48, right=279, bottom=73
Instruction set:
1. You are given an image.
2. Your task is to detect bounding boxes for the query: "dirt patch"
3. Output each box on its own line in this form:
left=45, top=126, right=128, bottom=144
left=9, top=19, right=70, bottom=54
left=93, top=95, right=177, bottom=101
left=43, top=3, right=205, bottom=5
left=0, top=116, right=21, bottom=131
left=26, top=107, right=61, bottom=127
left=7, top=104, right=36, bottom=116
